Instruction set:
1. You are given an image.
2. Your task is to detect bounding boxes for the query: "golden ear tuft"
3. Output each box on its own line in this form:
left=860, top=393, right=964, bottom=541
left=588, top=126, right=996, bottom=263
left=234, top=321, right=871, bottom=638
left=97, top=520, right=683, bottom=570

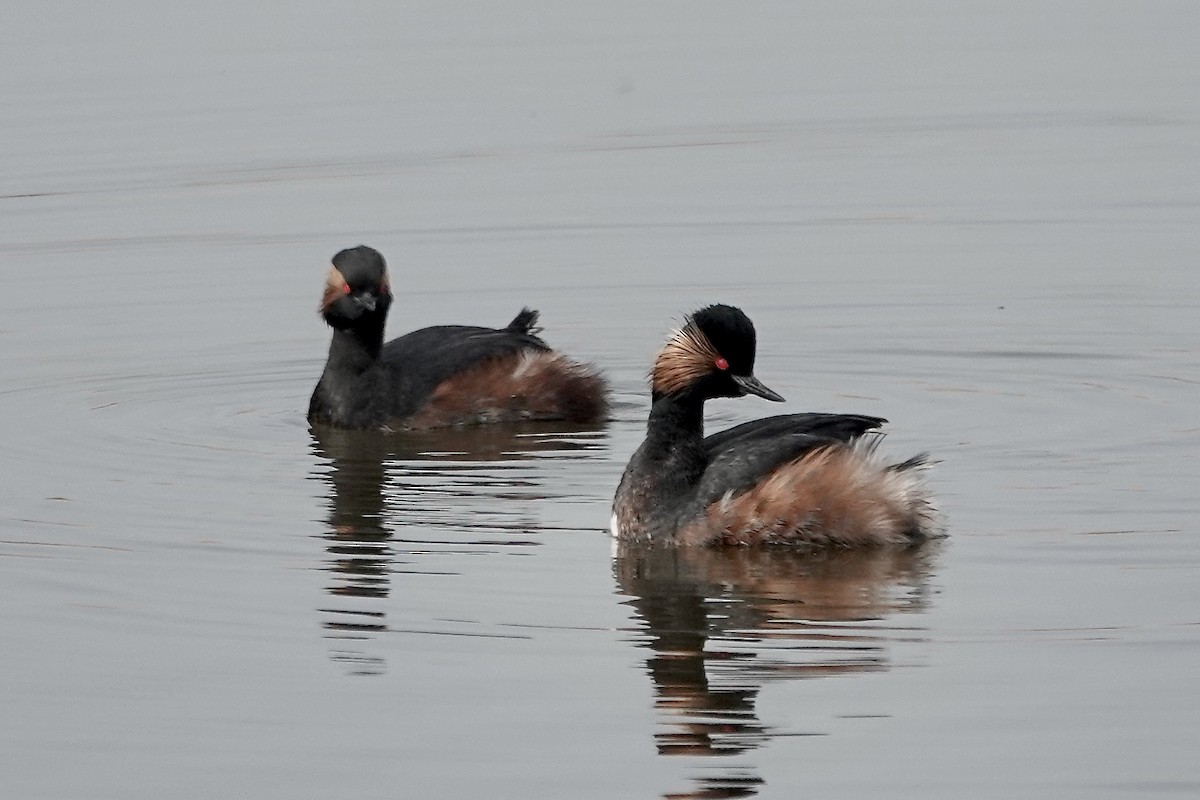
left=651, top=320, right=722, bottom=395
left=320, top=266, right=348, bottom=312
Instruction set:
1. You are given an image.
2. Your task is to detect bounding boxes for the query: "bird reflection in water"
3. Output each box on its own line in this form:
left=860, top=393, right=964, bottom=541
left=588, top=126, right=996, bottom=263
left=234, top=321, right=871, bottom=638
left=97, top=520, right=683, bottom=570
left=614, top=541, right=941, bottom=799
left=309, top=423, right=604, bottom=676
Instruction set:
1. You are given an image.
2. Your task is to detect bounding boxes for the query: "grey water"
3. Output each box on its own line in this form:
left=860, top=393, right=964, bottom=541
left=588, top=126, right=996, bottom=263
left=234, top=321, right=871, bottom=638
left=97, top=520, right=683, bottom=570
left=3, top=3, right=1198, bottom=798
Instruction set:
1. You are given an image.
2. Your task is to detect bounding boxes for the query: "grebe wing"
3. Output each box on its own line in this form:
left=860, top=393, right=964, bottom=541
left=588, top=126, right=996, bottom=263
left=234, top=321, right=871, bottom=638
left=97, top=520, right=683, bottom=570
left=703, top=413, right=885, bottom=455
left=378, top=319, right=550, bottom=411
left=383, top=316, right=548, bottom=370
left=689, top=414, right=887, bottom=512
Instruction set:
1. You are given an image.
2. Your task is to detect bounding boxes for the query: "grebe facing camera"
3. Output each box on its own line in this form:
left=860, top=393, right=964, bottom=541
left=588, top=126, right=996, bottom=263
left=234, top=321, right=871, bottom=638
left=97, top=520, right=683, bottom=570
left=308, top=246, right=608, bottom=431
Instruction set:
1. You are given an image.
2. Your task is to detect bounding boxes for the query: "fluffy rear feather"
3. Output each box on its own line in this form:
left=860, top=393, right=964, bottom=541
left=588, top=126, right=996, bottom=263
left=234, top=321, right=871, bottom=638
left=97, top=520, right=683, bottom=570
left=399, top=350, right=608, bottom=430
left=676, top=439, right=941, bottom=547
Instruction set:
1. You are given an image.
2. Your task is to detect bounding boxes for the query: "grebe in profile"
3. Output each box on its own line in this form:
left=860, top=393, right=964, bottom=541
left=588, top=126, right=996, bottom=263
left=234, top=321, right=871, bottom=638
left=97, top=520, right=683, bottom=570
left=611, top=304, right=940, bottom=546
left=308, top=245, right=608, bottom=430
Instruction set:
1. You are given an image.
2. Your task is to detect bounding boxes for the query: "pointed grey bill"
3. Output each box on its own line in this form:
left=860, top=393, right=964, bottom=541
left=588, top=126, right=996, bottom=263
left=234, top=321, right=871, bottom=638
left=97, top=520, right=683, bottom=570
left=733, top=373, right=785, bottom=402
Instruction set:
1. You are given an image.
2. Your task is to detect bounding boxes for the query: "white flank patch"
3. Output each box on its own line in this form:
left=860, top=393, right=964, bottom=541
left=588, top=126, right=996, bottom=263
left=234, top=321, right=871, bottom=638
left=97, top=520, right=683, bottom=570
left=510, top=350, right=540, bottom=379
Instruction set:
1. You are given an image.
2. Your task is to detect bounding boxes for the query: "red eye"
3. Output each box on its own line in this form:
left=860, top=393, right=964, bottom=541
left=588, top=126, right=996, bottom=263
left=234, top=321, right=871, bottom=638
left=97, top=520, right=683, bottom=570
left=342, top=283, right=351, bottom=294
left=715, top=357, right=729, bottom=370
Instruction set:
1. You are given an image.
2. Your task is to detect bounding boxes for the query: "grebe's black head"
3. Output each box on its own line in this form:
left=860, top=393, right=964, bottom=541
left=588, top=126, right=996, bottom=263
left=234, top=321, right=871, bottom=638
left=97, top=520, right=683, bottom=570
left=651, top=304, right=785, bottom=402
left=319, top=245, right=393, bottom=330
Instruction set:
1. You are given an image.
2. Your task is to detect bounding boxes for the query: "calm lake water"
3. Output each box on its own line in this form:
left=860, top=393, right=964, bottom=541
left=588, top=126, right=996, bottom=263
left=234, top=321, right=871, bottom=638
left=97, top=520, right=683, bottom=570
left=3, top=3, right=1198, bottom=798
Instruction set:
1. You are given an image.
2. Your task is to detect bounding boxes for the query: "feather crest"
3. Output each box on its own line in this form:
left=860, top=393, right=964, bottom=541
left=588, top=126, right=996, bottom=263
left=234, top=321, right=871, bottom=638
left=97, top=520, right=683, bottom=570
left=651, top=318, right=722, bottom=395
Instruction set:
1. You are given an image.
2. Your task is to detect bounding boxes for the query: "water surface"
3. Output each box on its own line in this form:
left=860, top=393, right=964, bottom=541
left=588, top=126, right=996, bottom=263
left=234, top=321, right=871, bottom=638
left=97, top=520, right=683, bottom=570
left=3, top=3, right=1198, bottom=798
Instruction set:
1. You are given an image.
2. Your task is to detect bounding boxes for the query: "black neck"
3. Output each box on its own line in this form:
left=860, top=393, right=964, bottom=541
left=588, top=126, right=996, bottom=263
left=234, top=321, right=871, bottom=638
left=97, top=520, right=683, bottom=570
left=647, top=389, right=706, bottom=442
left=629, top=389, right=711, bottom=497
left=325, top=318, right=385, bottom=375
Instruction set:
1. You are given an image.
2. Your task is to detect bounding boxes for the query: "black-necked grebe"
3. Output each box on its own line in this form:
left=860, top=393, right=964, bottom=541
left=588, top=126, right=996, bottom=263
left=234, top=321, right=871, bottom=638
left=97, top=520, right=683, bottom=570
left=308, top=246, right=608, bottom=430
left=611, top=304, right=940, bottom=546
